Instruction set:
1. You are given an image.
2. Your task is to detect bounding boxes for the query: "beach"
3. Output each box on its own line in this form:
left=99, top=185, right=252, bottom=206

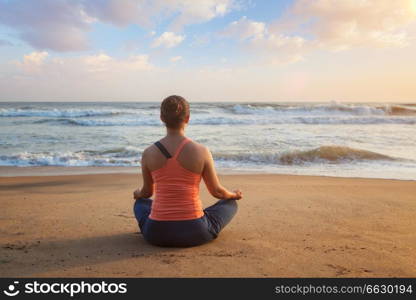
left=1, top=170, right=415, bottom=277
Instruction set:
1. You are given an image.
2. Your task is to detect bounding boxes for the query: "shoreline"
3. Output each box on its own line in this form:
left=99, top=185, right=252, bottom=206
left=0, top=166, right=266, bottom=177
left=1, top=172, right=415, bottom=277
left=0, top=166, right=414, bottom=182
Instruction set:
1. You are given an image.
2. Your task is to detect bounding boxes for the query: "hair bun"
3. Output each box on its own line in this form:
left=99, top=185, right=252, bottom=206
left=175, top=103, right=183, bottom=114
left=160, top=95, right=190, bottom=129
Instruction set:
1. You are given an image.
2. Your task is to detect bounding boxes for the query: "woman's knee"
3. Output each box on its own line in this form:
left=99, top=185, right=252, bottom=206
left=134, top=197, right=151, bottom=208
left=135, top=197, right=152, bottom=203
left=221, top=199, right=238, bottom=215
left=133, top=198, right=152, bottom=219
left=208, top=199, right=238, bottom=216
left=230, top=200, right=238, bottom=217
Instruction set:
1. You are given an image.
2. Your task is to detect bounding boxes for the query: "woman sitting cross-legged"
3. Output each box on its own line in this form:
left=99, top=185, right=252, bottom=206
left=133, top=95, right=242, bottom=247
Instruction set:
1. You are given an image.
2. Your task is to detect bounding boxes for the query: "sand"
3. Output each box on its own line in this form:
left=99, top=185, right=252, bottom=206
left=0, top=171, right=415, bottom=277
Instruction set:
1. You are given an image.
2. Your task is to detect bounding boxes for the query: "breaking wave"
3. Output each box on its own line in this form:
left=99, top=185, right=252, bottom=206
left=277, top=146, right=396, bottom=164
left=0, top=146, right=399, bottom=167
left=0, top=147, right=142, bottom=167
left=33, top=118, right=160, bottom=126
left=214, top=146, right=398, bottom=165
left=229, top=103, right=416, bottom=116
left=0, top=108, right=128, bottom=118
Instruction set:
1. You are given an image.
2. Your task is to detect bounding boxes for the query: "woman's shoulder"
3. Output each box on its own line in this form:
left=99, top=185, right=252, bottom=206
left=181, top=139, right=212, bottom=163
left=186, top=139, right=209, bottom=153
left=142, top=143, right=159, bottom=159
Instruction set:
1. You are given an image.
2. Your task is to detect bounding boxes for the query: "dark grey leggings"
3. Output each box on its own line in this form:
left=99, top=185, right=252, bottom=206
left=133, top=198, right=238, bottom=247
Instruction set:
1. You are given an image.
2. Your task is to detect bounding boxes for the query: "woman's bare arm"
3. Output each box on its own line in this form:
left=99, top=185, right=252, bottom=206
left=133, top=149, right=154, bottom=199
left=202, top=146, right=242, bottom=200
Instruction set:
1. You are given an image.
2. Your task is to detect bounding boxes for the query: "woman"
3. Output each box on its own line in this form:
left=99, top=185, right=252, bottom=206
left=133, top=95, right=242, bottom=247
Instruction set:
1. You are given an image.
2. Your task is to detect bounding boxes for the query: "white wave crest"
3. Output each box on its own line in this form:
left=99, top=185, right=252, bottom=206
left=0, top=108, right=128, bottom=118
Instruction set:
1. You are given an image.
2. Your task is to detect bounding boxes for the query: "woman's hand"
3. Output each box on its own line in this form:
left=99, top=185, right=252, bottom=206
left=133, top=188, right=142, bottom=200
left=231, top=189, right=242, bottom=200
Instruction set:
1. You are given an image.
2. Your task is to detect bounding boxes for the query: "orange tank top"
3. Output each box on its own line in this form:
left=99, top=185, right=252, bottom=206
left=149, top=137, right=204, bottom=221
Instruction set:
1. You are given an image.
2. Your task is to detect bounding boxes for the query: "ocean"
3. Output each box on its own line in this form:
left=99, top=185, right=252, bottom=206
left=0, top=101, right=415, bottom=180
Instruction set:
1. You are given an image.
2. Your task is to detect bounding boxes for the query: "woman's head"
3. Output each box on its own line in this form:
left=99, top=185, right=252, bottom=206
left=160, top=95, right=190, bottom=129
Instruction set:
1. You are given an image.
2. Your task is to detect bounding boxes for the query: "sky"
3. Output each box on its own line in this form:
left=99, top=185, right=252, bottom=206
left=0, top=0, right=416, bottom=102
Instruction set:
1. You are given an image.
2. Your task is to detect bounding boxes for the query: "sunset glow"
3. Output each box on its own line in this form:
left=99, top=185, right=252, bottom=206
left=412, top=0, right=416, bottom=13
left=0, top=0, right=415, bottom=102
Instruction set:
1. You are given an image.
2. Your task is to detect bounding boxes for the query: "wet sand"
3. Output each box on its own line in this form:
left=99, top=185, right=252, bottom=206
left=0, top=171, right=415, bottom=277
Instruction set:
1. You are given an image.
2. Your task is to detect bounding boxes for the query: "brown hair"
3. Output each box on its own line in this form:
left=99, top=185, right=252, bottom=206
left=160, top=95, right=190, bottom=129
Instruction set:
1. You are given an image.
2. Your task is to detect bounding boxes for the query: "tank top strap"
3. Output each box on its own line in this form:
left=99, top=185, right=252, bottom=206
left=173, top=137, right=190, bottom=159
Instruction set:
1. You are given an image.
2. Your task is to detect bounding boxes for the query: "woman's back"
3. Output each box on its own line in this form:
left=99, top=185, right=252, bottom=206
left=148, top=137, right=204, bottom=220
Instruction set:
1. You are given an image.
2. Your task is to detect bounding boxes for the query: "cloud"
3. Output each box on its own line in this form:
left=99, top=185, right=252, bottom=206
left=15, top=51, right=49, bottom=72
left=82, top=53, right=153, bottom=74
left=152, top=32, right=185, bottom=48
left=0, top=0, right=91, bottom=52
left=0, top=0, right=237, bottom=52
left=83, top=53, right=113, bottom=72
left=14, top=51, right=154, bottom=77
left=170, top=56, right=183, bottom=62
left=251, top=34, right=307, bottom=64
left=0, top=39, right=13, bottom=47
left=220, top=16, right=266, bottom=40
left=1, top=50, right=165, bottom=100
left=83, top=0, right=237, bottom=30
left=82, top=0, right=142, bottom=27
left=220, top=16, right=307, bottom=64
left=22, top=52, right=49, bottom=65
left=167, top=0, right=236, bottom=31
left=273, top=0, right=416, bottom=50
left=221, top=0, right=416, bottom=64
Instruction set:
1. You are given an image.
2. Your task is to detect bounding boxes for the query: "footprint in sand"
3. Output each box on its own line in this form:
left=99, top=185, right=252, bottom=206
left=2, top=241, right=40, bottom=251
left=2, top=244, right=27, bottom=250
left=326, top=264, right=351, bottom=276
left=361, top=268, right=372, bottom=274
left=0, top=259, right=12, bottom=264
left=115, top=214, right=135, bottom=219
left=161, top=258, right=176, bottom=264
